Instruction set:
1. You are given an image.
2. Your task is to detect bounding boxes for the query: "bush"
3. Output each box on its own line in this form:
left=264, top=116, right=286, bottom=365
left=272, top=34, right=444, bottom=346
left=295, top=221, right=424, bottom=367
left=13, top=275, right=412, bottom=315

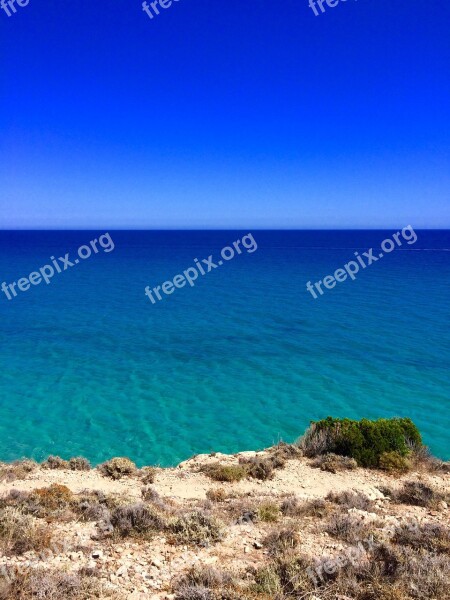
left=258, top=502, right=280, bottom=523
left=281, top=496, right=329, bottom=518
left=268, top=442, right=303, bottom=460
left=110, top=503, right=165, bottom=539
left=140, top=466, right=157, bottom=484
left=177, top=565, right=234, bottom=590
left=98, top=457, right=137, bottom=480
left=75, top=490, right=123, bottom=522
left=175, top=587, right=213, bottom=600
left=325, top=512, right=379, bottom=543
left=0, top=508, right=52, bottom=555
left=206, top=488, right=228, bottom=503
left=379, top=451, right=411, bottom=474
left=299, top=417, right=422, bottom=468
left=325, top=490, right=373, bottom=511
left=41, top=455, right=70, bottom=470
left=240, top=457, right=277, bottom=481
left=263, top=526, right=300, bottom=556
left=32, top=484, right=73, bottom=513
left=393, top=522, right=450, bottom=554
left=200, top=463, right=247, bottom=483
left=169, top=511, right=223, bottom=546
left=394, top=481, right=446, bottom=508
left=0, top=568, right=123, bottom=599
left=311, top=453, right=358, bottom=473
left=68, top=457, right=91, bottom=471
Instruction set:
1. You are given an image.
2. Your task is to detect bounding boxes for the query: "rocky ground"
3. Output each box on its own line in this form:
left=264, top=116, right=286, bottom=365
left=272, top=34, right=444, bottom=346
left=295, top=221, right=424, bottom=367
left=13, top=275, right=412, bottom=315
left=0, top=446, right=448, bottom=599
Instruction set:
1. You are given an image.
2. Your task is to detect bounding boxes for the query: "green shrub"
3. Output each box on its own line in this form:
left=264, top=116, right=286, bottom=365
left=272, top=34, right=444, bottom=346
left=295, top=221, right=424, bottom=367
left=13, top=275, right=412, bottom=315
left=300, top=417, right=422, bottom=468
left=258, top=502, right=281, bottom=523
left=379, top=451, right=411, bottom=474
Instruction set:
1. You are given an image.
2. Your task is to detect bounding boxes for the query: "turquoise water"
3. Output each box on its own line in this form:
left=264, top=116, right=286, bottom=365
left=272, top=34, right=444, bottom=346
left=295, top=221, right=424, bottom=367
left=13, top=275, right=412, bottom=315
left=0, top=230, right=449, bottom=465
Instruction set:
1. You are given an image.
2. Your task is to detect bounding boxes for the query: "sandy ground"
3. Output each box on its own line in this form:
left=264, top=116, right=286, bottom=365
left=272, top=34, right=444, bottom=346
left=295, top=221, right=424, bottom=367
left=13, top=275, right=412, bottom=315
left=0, top=449, right=448, bottom=599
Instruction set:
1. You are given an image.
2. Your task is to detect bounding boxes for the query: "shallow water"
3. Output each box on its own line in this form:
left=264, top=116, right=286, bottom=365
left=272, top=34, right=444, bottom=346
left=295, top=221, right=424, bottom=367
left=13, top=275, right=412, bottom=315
left=0, top=230, right=448, bottom=465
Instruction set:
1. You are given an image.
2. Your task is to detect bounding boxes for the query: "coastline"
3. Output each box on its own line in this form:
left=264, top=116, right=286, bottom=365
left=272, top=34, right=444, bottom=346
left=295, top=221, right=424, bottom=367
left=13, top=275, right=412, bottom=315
left=0, top=436, right=449, bottom=600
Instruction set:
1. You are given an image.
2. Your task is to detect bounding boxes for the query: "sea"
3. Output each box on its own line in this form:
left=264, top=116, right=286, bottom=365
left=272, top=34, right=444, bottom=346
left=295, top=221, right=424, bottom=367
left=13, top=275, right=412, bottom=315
left=0, top=230, right=448, bottom=466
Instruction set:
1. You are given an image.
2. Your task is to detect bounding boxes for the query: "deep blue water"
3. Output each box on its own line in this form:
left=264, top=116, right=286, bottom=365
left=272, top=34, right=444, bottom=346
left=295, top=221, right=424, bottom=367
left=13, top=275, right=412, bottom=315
left=0, top=230, right=449, bottom=465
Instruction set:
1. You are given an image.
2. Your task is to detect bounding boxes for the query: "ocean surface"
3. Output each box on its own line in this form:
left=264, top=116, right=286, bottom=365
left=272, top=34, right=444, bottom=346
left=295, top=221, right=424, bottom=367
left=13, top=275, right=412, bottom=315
left=0, top=230, right=449, bottom=466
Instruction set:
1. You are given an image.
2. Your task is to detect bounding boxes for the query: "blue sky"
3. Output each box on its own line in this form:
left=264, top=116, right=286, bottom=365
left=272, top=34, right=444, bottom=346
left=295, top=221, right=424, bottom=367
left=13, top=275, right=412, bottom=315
left=1, top=0, right=449, bottom=229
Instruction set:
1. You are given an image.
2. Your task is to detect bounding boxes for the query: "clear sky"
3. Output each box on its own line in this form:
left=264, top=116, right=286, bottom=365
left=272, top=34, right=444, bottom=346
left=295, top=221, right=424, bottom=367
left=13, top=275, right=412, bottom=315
left=1, top=0, right=449, bottom=229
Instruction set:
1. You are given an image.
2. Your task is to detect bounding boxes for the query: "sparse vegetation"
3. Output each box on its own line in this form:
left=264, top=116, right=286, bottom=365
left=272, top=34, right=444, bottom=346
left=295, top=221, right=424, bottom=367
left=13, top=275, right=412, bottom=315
left=0, top=421, right=447, bottom=600
left=0, top=568, right=123, bottom=599
left=0, top=460, right=37, bottom=482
